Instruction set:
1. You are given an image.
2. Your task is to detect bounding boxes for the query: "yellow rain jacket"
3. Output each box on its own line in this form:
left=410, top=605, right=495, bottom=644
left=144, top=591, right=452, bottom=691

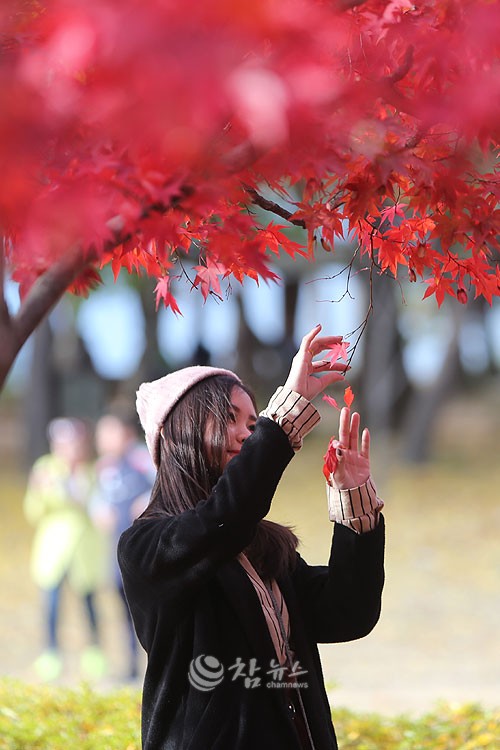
left=24, top=454, right=108, bottom=594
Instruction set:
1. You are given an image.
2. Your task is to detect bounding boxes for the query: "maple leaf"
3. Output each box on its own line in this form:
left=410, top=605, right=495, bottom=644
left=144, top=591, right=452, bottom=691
left=376, top=236, right=407, bottom=276
left=322, top=394, right=340, bottom=411
left=423, top=275, right=455, bottom=308
left=344, top=385, right=354, bottom=408
left=380, top=203, right=405, bottom=226
left=260, top=223, right=308, bottom=259
left=192, top=258, right=227, bottom=301
left=323, top=436, right=341, bottom=480
left=325, top=341, right=350, bottom=364
left=154, top=276, right=182, bottom=316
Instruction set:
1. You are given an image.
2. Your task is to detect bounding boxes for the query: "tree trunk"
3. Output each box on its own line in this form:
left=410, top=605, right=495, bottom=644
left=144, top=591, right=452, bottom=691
left=402, top=304, right=465, bottom=463
left=357, top=271, right=410, bottom=433
left=24, top=318, right=58, bottom=466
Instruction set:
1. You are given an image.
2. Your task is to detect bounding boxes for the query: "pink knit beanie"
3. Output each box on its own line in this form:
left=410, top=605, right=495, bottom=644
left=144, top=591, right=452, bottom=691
left=136, top=365, right=241, bottom=467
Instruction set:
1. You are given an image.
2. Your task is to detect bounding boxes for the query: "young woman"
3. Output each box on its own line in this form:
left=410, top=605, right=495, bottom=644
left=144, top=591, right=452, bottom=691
left=118, top=325, right=385, bottom=750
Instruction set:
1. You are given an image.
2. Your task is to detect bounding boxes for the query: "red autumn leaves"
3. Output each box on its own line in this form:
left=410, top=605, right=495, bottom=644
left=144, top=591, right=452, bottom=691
left=322, top=341, right=355, bottom=480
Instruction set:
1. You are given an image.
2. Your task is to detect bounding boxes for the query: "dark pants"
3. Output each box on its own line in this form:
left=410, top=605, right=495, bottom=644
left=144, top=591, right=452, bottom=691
left=45, top=580, right=99, bottom=650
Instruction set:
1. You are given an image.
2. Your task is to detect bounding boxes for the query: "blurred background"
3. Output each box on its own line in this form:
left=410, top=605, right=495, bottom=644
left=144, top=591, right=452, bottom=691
left=1, top=236, right=499, bottom=714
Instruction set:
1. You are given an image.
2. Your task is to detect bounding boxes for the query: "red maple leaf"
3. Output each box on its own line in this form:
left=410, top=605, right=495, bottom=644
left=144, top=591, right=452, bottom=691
left=325, top=341, right=350, bottom=364
left=423, top=275, right=455, bottom=308
left=154, top=276, right=182, bottom=316
left=344, top=385, right=354, bottom=408
left=322, top=394, right=340, bottom=411
left=192, top=258, right=227, bottom=301
left=323, top=436, right=339, bottom=480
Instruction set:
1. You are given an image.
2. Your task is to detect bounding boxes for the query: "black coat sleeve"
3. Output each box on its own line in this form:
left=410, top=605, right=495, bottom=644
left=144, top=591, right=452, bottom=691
left=291, top=517, right=385, bottom=643
left=117, top=418, right=294, bottom=622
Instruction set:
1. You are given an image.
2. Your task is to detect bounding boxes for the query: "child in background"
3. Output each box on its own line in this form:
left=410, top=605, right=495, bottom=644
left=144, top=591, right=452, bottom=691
left=24, top=418, right=107, bottom=682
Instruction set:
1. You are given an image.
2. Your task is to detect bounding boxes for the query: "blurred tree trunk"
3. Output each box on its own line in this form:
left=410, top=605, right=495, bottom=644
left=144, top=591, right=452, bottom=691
left=24, top=313, right=107, bottom=466
left=24, top=318, right=58, bottom=466
left=235, top=277, right=300, bottom=396
left=357, top=271, right=411, bottom=434
left=234, top=293, right=263, bottom=389
left=129, top=278, right=167, bottom=385
left=402, top=303, right=466, bottom=463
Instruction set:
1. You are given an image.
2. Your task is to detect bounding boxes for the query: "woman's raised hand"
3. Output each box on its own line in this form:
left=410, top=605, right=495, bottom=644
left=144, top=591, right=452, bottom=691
left=283, top=324, right=348, bottom=402
left=330, top=407, right=371, bottom=490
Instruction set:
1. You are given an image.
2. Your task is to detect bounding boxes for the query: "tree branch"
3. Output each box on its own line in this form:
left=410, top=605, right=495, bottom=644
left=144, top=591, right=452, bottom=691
left=12, top=246, right=91, bottom=344
left=334, top=0, right=369, bottom=9
left=385, top=45, right=414, bottom=85
left=0, top=239, right=11, bottom=330
left=243, top=186, right=306, bottom=228
left=0, top=246, right=91, bottom=390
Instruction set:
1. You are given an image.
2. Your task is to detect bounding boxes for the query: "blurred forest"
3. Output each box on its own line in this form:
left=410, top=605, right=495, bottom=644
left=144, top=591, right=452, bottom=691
left=1, top=241, right=499, bottom=470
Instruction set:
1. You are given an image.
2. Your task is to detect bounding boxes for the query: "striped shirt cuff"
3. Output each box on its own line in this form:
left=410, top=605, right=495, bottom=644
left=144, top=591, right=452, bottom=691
left=326, top=476, right=384, bottom=534
left=260, top=387, right=321, bottom=451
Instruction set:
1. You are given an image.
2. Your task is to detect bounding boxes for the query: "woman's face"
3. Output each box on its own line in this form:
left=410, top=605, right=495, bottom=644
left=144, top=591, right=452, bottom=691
left=224, top=387, right=257, bottom=467
left=205, top=386, right=257, bottom=470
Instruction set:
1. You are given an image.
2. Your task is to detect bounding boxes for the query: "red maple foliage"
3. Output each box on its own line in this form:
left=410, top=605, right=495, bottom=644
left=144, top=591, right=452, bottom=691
left=1, top=0, right=499, bottom=387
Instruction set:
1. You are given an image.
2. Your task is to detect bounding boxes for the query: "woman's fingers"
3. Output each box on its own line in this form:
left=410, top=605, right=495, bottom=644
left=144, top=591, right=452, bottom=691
left=361, top=427, right=370, bottom=460
left=299, top=324, right=322, bottom=354
left=338, top=408, right=367, bottom=454
left=349, top=411, right=360, bottom=451
left=338, top=407, right=351, bottom=447
left=311, top=360, right=348, bottom=373
left=309, top=336, right=344, bottom=357
left=300, top=325, right=344, bottom=355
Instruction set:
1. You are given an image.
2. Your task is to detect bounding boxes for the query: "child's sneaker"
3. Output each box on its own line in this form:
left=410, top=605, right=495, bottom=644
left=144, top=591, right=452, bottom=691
left=34, top=650, right=63, bottom=682
left=80, top=645, right=107, bottom=680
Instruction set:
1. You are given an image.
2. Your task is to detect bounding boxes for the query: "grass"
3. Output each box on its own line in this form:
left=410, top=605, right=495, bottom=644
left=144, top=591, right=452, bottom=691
left=0, top=679, right=498, bottom=750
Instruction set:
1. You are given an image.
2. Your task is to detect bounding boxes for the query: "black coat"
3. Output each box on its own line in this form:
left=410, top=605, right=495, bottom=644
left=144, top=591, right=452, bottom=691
left=118, top=417, right=385, bottom=750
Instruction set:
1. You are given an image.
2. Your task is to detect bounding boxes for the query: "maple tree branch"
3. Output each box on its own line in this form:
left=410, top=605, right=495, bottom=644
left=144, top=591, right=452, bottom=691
left=344, top=254, right=375, bottom=366
left=223, top=141, right=261, bottom=173
left=244, top=186, right=306, bottom=229
left=12, top=247, right=91, bottom=346
left=334, top=0, right=369, bottom=10
left=385, top=46, right=414, bottom=85
left=0, top=242, right=17, bottom=391
left=0, top=240, right=10, bottom=329
left=0, top=246, right=93, bottom=390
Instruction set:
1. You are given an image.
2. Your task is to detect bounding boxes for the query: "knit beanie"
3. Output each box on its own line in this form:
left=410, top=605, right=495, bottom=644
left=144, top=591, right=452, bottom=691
left=136, top=365, right=241, bottom=467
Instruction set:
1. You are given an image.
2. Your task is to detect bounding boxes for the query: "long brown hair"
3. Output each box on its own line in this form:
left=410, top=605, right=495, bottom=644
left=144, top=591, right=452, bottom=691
left=140, top=374, right=298, bottom=578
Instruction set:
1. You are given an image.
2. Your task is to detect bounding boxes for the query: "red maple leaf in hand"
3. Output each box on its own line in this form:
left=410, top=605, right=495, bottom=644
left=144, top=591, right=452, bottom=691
left=325, top=340, right=350, bottom=364
left=322, top=386, right=355, bottom=479
left=323, top=436, right=342, bottom=480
